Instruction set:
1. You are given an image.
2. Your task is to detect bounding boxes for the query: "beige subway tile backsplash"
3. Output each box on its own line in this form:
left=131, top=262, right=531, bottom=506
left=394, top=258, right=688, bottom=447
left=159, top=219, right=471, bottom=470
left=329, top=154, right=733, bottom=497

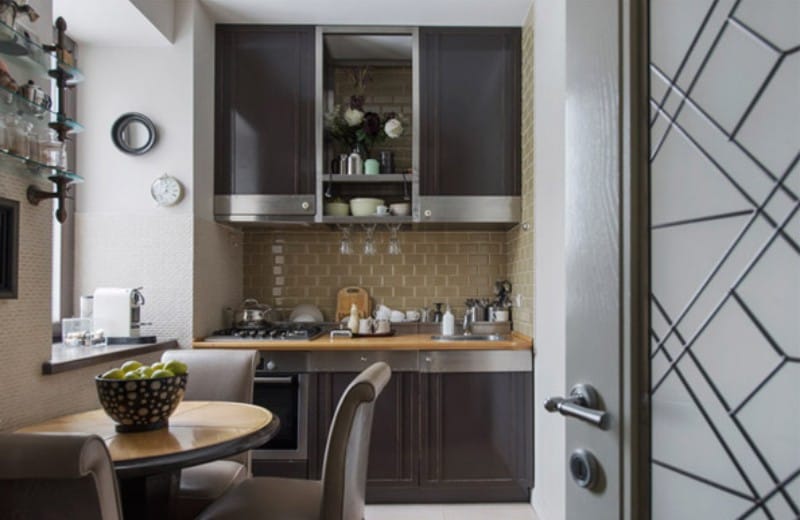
left=243, top=230, right=508, bottom=320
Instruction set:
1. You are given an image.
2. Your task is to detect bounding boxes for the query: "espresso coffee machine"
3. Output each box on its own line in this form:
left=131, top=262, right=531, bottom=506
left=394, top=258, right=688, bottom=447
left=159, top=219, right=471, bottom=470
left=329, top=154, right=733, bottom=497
left=92, top=288, right=154, bottom=344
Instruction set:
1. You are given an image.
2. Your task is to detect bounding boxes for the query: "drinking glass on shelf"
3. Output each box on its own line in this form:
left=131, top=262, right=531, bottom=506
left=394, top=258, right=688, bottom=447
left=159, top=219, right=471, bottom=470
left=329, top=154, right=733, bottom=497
left=338, top=225, right=353, bottom=255
left=362, top=224, right=377, bottom=256
left=387, top=224, right=402, bottom=255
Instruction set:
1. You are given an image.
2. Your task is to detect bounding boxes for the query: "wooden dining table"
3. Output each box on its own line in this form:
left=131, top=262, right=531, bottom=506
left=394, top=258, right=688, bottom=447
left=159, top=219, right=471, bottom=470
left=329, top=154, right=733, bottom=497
left=17, top=400, right=280, bottom=519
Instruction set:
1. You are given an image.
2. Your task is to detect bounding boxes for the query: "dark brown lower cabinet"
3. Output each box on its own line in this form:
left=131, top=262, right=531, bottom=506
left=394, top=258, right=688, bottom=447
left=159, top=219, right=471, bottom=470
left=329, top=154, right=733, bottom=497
left=311, top=369, right=532, bottom=503
left=419, top=372, right=533, bottom=502
left=311, top=371, right=419, bottom=499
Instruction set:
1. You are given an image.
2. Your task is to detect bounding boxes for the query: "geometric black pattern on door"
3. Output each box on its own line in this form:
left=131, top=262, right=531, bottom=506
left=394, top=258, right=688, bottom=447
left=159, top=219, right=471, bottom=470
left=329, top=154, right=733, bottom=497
left=649, top=0, right=799, bottom=518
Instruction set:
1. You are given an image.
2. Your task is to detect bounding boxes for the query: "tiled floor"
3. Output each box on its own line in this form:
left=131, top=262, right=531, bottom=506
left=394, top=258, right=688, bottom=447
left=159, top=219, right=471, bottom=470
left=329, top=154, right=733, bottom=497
left=365, top=503, right=539, bottom=520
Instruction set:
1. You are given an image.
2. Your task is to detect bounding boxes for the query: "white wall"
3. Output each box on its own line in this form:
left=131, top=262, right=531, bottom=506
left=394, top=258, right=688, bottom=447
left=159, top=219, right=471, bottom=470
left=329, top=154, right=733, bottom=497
left=0, top=0, right=163, bottom=433
left=130, top=0, right=176, bottom=43
left=531, top=0, right=567, bottom=518
left=191, top=0, right=243, bottom=337
left=74, top=1, right=195, bottom=346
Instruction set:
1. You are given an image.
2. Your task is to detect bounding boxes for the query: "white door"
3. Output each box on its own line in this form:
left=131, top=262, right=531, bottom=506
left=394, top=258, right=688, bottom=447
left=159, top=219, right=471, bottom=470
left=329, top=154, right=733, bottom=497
left=558, top=0, right=798, bottom=518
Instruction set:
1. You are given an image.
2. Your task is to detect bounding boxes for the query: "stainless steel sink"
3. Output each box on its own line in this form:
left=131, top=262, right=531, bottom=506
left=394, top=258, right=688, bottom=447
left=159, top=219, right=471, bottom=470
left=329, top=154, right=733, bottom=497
left=430, top=334, right=506, bottom=341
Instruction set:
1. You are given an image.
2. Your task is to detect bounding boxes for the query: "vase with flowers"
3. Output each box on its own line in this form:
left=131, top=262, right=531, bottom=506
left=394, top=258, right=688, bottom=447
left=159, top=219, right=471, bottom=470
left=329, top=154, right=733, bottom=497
left=324, top=67, right=404, bottom=166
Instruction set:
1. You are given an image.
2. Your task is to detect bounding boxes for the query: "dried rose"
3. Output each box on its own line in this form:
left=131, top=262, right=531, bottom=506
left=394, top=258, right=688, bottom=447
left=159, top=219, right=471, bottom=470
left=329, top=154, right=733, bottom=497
left=364, top=112, right=381, bottom=136
left=349, top=94, right=365, bottom=110
left=344, top=108, right=364, bottom=127
left=384, top=118, right=403, bottom=139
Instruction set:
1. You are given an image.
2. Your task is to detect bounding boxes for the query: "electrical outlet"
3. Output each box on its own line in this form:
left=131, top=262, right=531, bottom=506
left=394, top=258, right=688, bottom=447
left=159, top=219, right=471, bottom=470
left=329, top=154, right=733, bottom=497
left=515, top=294, right=523, bottom=308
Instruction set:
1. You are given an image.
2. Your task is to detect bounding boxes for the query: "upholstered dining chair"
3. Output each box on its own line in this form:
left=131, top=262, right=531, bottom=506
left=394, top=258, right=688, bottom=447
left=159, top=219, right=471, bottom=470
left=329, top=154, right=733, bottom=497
left=197, top=361, right=392, bottom=520
left=0, top=432, right=123, bottom=520
left=161, top=348, right=259, bottom=520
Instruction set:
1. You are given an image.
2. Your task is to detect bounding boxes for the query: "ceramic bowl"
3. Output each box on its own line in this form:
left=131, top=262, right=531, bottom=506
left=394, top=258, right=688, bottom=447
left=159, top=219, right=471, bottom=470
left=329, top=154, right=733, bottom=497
left=350, top=198, right=385, bottom=217
left=324, top=201, right=349, bottom=216
left=289, top=304, right=324, bottom=322
left=95, top=374, right=187, bottom=433
left=389, top=202, right=410, bottom=216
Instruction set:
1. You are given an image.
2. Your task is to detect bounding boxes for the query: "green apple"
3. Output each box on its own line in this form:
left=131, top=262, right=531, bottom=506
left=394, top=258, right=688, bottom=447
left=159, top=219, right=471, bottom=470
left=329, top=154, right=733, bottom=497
left=151, top=369, right=175, bottom=379
left=120, top=360, right=143, bottom=373
left=164, top=360, right=187, bottom=376
left=101, top=368, right=125, bottom=380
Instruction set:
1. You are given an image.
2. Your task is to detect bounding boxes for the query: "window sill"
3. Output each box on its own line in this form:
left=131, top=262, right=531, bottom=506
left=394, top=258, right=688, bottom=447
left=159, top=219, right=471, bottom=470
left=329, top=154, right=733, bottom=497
left=42, top=339, right=178, bottom=375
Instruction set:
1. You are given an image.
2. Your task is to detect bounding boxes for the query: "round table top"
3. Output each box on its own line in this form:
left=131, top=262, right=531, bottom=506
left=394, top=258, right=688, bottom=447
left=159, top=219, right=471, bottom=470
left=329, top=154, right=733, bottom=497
left=17, top=401, right=279, bottom=478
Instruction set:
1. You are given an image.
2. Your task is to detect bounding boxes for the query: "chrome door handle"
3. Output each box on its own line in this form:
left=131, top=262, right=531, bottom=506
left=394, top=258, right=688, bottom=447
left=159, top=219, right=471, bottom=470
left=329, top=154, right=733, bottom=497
left=544, top=383, right=609, bottom=429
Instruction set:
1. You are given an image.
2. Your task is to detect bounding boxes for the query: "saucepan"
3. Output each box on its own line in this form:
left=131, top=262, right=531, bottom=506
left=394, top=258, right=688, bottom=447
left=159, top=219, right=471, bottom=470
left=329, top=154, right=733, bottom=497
left=234, top=298, right=276, bottom=327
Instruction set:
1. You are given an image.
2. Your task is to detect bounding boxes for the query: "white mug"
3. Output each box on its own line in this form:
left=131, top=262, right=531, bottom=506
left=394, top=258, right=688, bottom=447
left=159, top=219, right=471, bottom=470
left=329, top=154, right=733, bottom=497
left=374, top=318, right=391, bottom=334
left=358, top=318, right=373, bottom=334
left=405, top=309, right=420, bottom=322
left=390, top=310, right=406, bottom=323
left=375, top=305, right=391, bottom=321
left=376, top=205, right=389, bottom=216
left=492, top=309, right=509, bottom=322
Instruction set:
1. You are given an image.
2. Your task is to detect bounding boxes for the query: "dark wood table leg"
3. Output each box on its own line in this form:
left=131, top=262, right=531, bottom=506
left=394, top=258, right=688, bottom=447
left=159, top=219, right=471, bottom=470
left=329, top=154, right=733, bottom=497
left=118, top=470, right=180, bottom=520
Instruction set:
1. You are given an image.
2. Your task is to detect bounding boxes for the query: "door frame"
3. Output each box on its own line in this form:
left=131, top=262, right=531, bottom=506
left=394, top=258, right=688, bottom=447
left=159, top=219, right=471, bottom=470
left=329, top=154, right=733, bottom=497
left=563, top=0, right=651, bottom=517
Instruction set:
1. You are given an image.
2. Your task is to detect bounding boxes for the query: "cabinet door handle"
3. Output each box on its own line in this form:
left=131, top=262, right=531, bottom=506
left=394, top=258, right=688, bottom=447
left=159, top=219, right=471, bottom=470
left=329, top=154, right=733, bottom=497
left=301, top=201, right=310, bottom=210
left=424, top=209, right=432, bottom=218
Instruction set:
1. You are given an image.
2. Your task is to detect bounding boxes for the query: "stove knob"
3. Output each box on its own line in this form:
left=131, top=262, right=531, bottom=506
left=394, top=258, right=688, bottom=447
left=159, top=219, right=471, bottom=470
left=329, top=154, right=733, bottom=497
left=266, top=360, right=276, bottom=371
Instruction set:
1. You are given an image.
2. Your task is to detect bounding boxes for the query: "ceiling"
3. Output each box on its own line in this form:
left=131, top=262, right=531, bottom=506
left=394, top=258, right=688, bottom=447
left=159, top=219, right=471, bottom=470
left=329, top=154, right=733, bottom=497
left=53, top=0, right=531, bottom=47
left=53, top=0, right=172, bottom=46
left=201, top=0, right=532, bottom=26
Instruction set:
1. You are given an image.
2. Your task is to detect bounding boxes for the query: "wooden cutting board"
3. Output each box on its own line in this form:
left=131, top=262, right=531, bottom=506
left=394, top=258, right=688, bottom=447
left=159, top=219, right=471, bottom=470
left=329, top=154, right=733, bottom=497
left=336, top=287, right=372, bottom=321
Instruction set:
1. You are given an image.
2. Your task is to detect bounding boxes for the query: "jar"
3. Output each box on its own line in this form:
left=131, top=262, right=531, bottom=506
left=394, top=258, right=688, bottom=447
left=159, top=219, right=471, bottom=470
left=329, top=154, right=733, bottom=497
left=7, top=114, right=31, bottom=158
left=0, top=115, right=8, bottom=152
left=59, top=140, right=68, bottom=170
left=39, top=128, right=62, bottom=166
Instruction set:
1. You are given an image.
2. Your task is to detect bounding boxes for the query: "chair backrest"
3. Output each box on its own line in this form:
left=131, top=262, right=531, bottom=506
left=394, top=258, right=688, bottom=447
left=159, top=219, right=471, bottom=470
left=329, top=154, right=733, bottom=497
left=161, top=349, right=258, bottom=402
left=320, top=362, right=391, bottom=520
left=162, top=348, right=258, bottom=469
left=0, top=432, right=123, bottom=520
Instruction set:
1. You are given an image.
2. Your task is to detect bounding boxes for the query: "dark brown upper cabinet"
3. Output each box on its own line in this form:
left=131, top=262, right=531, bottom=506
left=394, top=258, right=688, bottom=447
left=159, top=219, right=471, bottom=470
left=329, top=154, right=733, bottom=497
left=215, top=26, right=316, bottom=222
left=419, top=28, right=521, bottom=223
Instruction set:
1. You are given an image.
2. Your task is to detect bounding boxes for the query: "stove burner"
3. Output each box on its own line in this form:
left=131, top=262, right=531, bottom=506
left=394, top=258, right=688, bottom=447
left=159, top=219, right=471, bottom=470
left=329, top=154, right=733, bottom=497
left=209, top=324, right=326, bottom=341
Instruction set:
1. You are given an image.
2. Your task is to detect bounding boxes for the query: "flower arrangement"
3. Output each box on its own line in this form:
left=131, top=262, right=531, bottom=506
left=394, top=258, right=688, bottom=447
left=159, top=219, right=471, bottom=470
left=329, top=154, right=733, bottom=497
left=324, top=67, right=404, bottom=155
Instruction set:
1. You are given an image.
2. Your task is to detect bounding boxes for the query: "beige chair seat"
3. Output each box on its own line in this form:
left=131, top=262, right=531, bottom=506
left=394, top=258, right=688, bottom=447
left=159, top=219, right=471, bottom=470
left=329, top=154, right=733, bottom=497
left=179, top=460, right=248, bottom=500
left=196, top=477, right=322, bottom=520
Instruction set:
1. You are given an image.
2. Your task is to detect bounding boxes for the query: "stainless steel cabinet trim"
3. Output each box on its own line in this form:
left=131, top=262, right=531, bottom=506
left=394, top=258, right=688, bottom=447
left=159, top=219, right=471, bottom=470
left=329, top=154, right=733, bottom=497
left=419, top=350, right=532, bottom=373
left=308, top=351, right=419, bottom=372
left=215, top=195, right=316, bottom=218
left=419, top=196, right=521, bottom=223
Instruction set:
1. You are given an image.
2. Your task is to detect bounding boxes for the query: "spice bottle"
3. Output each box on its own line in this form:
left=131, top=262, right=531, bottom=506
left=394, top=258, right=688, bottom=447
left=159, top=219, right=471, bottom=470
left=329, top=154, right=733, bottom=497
left=442, top=305, right=455, bottom=336
left=347, top=303, right=359, bottom=334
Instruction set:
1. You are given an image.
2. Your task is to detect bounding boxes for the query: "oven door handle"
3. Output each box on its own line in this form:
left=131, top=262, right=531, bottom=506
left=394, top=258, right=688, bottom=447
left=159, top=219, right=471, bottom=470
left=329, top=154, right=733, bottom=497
left=254, top=376, right=295, bottom=384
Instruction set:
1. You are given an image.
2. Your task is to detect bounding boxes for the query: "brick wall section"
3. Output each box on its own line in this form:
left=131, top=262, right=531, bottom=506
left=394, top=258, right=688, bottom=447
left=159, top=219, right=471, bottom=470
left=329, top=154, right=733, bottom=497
left=243, top=230, right=507, bottom=321
left=505, top=10, right=535, bottom=337
left=332, top=67, right=413, bottom=172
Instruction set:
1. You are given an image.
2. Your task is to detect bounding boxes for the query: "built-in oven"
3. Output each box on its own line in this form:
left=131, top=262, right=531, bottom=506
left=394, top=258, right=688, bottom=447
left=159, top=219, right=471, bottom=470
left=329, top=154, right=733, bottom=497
left=251, top=352, right=309, bottom=461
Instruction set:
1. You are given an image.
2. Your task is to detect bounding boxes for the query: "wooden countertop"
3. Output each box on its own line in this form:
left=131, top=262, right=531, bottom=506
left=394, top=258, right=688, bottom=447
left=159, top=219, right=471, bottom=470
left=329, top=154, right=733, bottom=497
left=193, top=332, right=532, bottom=351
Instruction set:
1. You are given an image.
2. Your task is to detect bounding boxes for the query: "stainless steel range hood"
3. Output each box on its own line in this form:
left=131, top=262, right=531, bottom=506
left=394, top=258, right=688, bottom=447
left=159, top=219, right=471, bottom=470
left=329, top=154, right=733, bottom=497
left=214, top=195, right=316, bottom=224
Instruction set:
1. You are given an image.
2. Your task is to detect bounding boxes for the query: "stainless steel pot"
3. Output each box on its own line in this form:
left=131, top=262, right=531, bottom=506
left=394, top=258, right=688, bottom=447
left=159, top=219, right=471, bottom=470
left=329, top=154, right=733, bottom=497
left=234, top=298, right=275, bottom=327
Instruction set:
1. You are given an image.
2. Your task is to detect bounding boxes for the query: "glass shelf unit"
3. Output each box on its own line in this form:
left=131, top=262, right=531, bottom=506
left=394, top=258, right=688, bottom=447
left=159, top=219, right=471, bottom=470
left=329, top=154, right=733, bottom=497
left=0, top=84, right=83, bottom=135
left=0, top=147, right=82, bottom=184
left=0, top=19, right=84, bottom=85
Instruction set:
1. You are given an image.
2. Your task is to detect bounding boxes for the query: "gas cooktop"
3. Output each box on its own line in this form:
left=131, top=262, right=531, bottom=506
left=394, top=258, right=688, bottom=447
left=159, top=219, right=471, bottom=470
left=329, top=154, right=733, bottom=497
left=204, top=323, right=327, bottom=341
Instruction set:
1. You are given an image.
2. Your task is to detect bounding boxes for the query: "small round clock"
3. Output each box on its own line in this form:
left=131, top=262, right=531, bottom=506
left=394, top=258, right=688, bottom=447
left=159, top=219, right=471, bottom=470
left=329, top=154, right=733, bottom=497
left=150, top=174, right=183, bottom=206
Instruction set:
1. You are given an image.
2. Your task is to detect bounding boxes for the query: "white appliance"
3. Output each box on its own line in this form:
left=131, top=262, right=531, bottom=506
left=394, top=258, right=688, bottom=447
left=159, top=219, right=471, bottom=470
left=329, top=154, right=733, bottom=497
left=92, top=288, right=145, bottom=339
